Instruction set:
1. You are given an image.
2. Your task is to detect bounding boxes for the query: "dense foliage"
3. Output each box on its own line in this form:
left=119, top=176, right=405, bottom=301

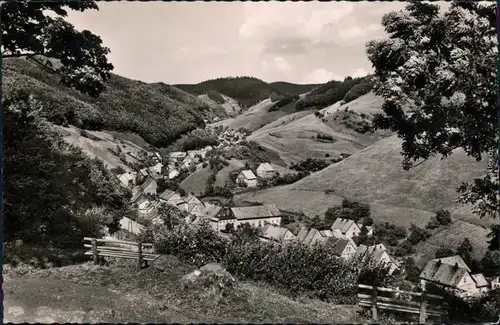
left=167, top=128, right=219, bottom=152
left=175, top=77, right=318, bottom=108
left=2, top=0, right=113, bottom=97
left=290, top=158, right=331, bottom=173
left=342, top=76, right=375, bottom=103
left=151, top=221, right=391, bottom=303
left=4, top=58, right=219, bottom=147
left=367, top=1, right=498, bottom=222
left=4, top=94, right=130, bottom=248
left=295, top=76, right=372, bottom=110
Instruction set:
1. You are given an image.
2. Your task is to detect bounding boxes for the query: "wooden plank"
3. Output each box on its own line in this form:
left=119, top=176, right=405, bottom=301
left=94, top=249, right=159, bottom=258
left=358, top=284, right=443, bottom=300
left=358, top=301, right=444, bottom=316
left=372, top=286, right=378, bottom=321
left=84, top=250, right=159, bottom=259
left=83, top=237, right=153, bottom=246
left=85, top=251, right=159, bottom=261
left=92, top=238, right=98, bottom=265
left=358, top=293, right=421, bottom=308
left=138, top=240, right=143, bottom=268
left=420, top=293, right=428, bottom=324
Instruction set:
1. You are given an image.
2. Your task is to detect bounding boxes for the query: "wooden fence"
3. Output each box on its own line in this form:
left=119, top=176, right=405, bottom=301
left=358, top=284, right=446, bottom=323
left=83, top=237, right=160, bottom=268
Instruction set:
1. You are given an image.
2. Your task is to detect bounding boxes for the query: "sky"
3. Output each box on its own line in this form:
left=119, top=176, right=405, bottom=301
left=66, top=1, right=449, bottom=85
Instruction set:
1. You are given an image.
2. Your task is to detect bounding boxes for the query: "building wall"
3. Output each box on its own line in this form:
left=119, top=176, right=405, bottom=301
left=344, top=224, right=361, bottom=239
left=245, top=179, right=258, bottom=187
left=457, top=273, right=478, bottom=293
left=340, top=242, right=357, bottom=260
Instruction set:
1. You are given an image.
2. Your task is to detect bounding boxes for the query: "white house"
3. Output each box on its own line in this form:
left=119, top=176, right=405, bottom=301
left=159, top=189, right=185, bottom=207
left=355, top=244, right=400, bottom=275
left=419, top=255, right=489, bottom=298
left=169, top=151, right=187, bottom=161
left=260, top=225, right=296, bottom=243
left=236, top=170, right=258, bottom=187
left=323, top=237, right=358, bottom=260
left=183, top=195, right=205, bottom=216
left=148, top=162, right=163, bottom=175
left=331, top=218, right=362, bottom=239
left=256, top=163, right=279, bottom=179
left=169, top=169, right=179, bottom=179
left=139, top=177, right=157, bottom=196
left=139, top=168, right=149, bottom=177
left=119, top=216, right=146, bottom=235
left=492, top=276, right=500, bottom=290
left=356, top=223, right=374, bottom=236
left=135, top=196, right=156, bottom=216
left=118, top=172, right=137, bottom=188
left=154, top=152, right=163, bottom=162
left=209, top=204, right=282, bottom=231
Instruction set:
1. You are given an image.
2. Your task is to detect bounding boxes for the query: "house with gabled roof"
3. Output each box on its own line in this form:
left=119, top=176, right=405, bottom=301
left=296, top=226, right=309, bottom=243
left=118, top=172, right=137, bottom=188
left=419, top=255, right=489, bottom=297
left=260, top=225, right=296, bottom=243
left=356, top=223, right=374, bottom=236
left=256, top=162, right=278, bottom=179
left=168, top=169, right=179, bottom=180
left=323, top=237, right=357, bottom=260
left=148, top=162, right=163, bottom=175
left=139, top=168, right=149, bottom=177
left=139, top=177, right=157, bottom=196
left=169, top=151, right=187, bottom=161
left=183, top=195, right=205, bottom=216
left=492, top=276, right=500, bottom=290
left=331, top=218, right=362, bottom=239
left=301, top=228, right=329, bottom=246
left=159, top=189, right=185, bottom=207
left=236, top=170, right=258, bottom=187
left=209, top=204, right=282, bottom=230
left=354, top=244, right=400, bottom=275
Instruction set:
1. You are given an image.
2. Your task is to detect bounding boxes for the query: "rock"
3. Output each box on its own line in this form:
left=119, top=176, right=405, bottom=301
left=152, top=255, right=183, bottom=272
left=199, top=263, right=225, bottom=273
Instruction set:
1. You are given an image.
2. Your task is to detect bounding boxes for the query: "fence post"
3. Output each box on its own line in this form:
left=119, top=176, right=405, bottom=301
left=372, top=286, right=379, bottom=321
left=138, top=240, right=143, bottom=268
left=419, top=293, right=427, bottom=324
left=91, top=238, right=98, bottom=265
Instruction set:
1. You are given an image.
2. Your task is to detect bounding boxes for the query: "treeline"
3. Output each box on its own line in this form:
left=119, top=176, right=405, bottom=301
left=295, top=76, right=374, bottom=110
left=4, top=58, right=223, bottom=148
left=175, top=77, right=318, bottom=108
left=4, top=93, right=131, bottom=248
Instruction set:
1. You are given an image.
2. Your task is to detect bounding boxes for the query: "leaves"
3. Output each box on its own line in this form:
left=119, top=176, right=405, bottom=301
left=2, top=1, right=113, bottom=97
left=367, top=0, right=498, bottom=220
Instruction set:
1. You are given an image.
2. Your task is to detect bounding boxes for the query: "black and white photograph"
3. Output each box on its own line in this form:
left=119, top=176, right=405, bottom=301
left=1, top=0, right=499, bottom=323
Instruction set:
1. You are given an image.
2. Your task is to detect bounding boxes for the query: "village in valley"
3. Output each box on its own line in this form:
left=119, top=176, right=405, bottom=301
left=112, top=125, right=499, bottom=301
left=3, top=0, right=499, bottom=323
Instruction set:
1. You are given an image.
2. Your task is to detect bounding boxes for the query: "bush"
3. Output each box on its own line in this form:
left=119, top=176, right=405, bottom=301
left=435, top=209, right=452, bottom=225
left=290, top=158, right=331, bottom=173
left=150, top=220, right=391, bottom=304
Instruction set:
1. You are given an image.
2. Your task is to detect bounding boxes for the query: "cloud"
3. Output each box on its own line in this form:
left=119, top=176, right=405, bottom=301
left=239, top=2, right=354, bottom=41
left=351, top=68, right=369, bottom=78
left=261, top=57, right=293, bottom=72
left=338, top=23, right=381, bottom=42
left=301, top=68, right=343, bottom=84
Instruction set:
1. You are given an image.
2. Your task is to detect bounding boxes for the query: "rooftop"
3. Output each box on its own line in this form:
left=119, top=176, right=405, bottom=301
left=231, top=204, right=281, bottom=220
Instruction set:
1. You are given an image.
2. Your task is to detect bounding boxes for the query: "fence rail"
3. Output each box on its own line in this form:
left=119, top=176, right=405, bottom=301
left=358, top=284, right=446, bottom=323
left=83, top=237, right=159, bottom=268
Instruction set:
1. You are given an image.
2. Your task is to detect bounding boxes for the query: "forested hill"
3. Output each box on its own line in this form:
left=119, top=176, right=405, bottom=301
left=3, top=57, right=227, bottom=148
left=175, top=76, right=320, bottom=108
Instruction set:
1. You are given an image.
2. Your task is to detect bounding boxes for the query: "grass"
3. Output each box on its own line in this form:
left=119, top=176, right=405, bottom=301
left=235, top=133, right=490, bottom=260
left=53, top=125, right=145, bottom=172
left=180, top=166, right=213, bottom=196
left=5, top=256, right=366, bottom=323
left=215, top=159, right=245, bottom=187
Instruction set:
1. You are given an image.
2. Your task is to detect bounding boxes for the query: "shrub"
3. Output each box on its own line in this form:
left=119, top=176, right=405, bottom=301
left=206, top=90, right=225, bottom=104
left=435, top=209, right=452, bottom=225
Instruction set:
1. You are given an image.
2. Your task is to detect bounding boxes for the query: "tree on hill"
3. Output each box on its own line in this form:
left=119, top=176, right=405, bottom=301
left=366, top=0, right=498, bottom=230
left=324, top=199, right=371, bottom=224
left=2, top=1, right=114, bottom=97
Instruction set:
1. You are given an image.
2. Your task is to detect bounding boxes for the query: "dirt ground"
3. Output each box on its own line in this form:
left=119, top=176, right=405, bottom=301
left=3, top=256, right=366, bottom=323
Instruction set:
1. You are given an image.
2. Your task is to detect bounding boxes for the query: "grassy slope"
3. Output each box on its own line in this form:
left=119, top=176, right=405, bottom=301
left=4, top=57, right=226, bottom=148
left=180, top=166, right=213, bottom=196
left=235, top=134, right=491, bottom=258
left=54, top=125, right=150, bottom=172
left=4, top=260, right=364, bottom=323
left=198, top=93, right=244, bottom=117
left=247, top=93, right=391, bottom=165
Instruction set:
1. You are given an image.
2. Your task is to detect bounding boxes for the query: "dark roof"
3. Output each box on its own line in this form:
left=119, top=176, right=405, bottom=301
left=419, top=260, right=468, bottom=288
left=140, top=177, right=156, bottom=190
left=323, top=237, right=350, bottom=256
